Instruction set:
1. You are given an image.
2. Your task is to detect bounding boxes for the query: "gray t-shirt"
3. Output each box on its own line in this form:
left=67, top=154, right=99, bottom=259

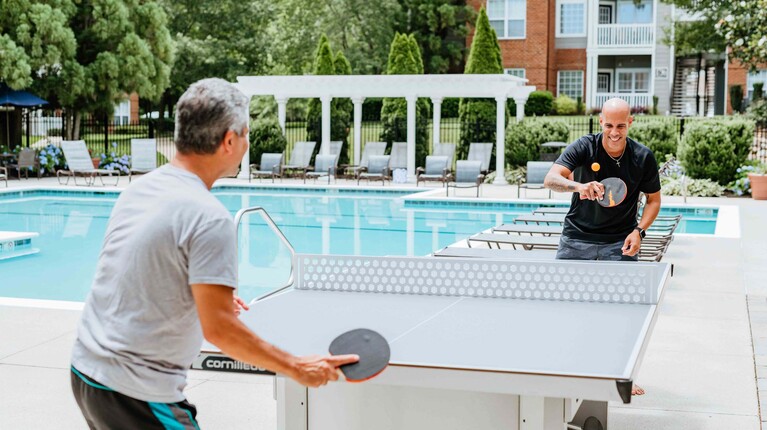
left=71, top=164, right=237, bottom=403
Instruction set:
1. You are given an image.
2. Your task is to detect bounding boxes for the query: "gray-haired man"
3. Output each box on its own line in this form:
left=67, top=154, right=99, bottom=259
left=70, top=78, right=357, bottom=429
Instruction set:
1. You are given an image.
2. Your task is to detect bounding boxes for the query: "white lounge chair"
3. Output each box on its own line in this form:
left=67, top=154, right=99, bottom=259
left=0, top=166, right=6, bottom=187
left=305, top=154, right=337, bottom=184
left=468, top=142, right=493, bottom=173
left=250, top=153, right=283, bottom=183
left=357, top=155, right=390, bottom=186
left=345, top=141, right=387, bottom=177
left=282, top=141, right=316, bottom=177
left=518, top=161, right=553, bottom=198
left=433, top=142, right=456, bottom=164
left=57, top=140, right=119, bottom=186
left=446, top=160, right=484, bottom=197
left=128, top=138, right=157, bottom=182
left=416, top=155, right=451, bottom=187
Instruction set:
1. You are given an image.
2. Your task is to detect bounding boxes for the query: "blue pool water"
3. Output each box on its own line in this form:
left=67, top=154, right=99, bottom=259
left=0, top=188, right=717, bottom=302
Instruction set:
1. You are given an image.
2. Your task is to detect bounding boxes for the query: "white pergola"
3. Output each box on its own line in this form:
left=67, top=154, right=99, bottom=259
left=235, top=74, right=535, bottom=184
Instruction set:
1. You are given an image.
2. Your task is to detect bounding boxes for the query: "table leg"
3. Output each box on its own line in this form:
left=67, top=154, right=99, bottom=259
left=275, top=377, right=307, bottom=430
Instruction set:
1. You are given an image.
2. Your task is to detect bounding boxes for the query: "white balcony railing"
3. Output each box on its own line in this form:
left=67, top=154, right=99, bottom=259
left=596, top=24, right=654, bottom=48
left=595, top=93, right=652, bottom=110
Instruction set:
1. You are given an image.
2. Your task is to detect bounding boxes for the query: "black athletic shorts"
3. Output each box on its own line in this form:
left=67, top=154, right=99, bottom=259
left=71, top=367, right=200, bottom=430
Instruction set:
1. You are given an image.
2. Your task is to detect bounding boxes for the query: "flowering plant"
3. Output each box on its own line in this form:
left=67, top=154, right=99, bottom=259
left=99, top=142, right=131, bottom=174
left=38, top=144, right=65, bottom=175
left=728, top=162, right=767, bottom=196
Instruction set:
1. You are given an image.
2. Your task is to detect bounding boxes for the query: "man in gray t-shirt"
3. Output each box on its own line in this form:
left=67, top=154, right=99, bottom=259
left=71, top=79, right=357, bottom=429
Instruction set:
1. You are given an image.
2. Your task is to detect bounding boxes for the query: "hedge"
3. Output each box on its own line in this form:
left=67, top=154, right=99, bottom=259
left=678, top=118, right=754, bottom=185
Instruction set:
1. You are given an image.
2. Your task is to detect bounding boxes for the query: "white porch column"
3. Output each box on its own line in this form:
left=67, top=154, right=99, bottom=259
left=493, top=96, right=508, bottom=185
left=276, top=97, right=288, bottom=135
left=406, top=95, right=417, bottom=181
left=431, top=97, right=442, bottom=151
left=352, top=97, right=364, bottom=165
left=238, top=102, right=251, bottom=179
left=321, top=95, right=332, bottom=154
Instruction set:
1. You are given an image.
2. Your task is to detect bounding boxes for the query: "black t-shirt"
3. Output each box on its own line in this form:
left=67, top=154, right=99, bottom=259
left=554, top=133, right=661, bottom=243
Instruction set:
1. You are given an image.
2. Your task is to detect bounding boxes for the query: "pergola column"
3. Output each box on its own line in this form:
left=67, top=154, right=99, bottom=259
left=406, top=95, right=417, bottom=181
left=352, top=96, right=364, bottom=165
left=431, top=97, right=442, bottom=151
left=493, top=96, right=508, bottom=185
left=514, top=96, right=528, bottom=122
left=238, top=102, right=251, bottom=179
left=321, top=95, right=332, bottom=154
left=276, top=97, right=288, bottom=134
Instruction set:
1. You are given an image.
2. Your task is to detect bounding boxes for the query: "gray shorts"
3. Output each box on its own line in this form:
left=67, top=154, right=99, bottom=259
left=555, top=235, right=638, bottom=262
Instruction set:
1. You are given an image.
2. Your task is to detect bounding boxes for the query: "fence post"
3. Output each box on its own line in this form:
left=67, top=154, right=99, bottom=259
left=148, top=119, right=154, bottom=138
left=679, top=117, right=685, bottom=138
left=589, top=116, right=594, bottom=135
left=104, top=114, right=109, bottom=153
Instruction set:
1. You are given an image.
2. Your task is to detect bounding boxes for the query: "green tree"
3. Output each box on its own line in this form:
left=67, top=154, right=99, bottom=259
left=397, top=0, right=474, bottom=73
left=305, top=35, right=353, bottom=165
left=160, top=0, right=273, bottom=118
left=380, top=33, right=430, bottom=167
left=458, top=6, right=503, bottom=162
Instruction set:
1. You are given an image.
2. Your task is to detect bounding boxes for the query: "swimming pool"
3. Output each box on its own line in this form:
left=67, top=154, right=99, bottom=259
left=0, top=187, right=718, bottom=302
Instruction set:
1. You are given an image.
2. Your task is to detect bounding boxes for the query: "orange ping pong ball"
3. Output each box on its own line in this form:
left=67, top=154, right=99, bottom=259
left=591, top=162, right=601, bottom=172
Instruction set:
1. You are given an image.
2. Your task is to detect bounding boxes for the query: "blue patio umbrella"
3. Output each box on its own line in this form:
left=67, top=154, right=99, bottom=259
left=0, top=83, right=48, bottom=148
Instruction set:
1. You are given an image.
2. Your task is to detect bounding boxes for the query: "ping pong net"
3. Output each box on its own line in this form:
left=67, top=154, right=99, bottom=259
left=294, top=255, right=668, bottom=305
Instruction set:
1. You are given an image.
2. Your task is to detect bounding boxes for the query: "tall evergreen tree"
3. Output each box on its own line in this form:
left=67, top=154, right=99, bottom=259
left=332, top=50, right=353, bottom=165
left=380, top=33, right=429, bottom=167
left=457, top=6, right=504, bottom=162
left=305, top=35, right=353, bottom=165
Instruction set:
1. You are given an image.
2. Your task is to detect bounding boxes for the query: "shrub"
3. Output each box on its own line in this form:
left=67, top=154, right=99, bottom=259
left=442, top=98, right=459, bottom=118
left=661, top=176, right=724, bottom=197
left=727, top=161, right=766, bottom=196
left=748, top=98, right=767, bottom=124
left=507, top=91, right=554, bottom=117
left=98, top=143, right=131, bottom=174
left=505, top=119, right=570, bottom=167
left=754, top=82, right=764, bottom=100
left=552, top=95, right=577, bottom=115
left=483, top=166, right=526, bottom=185
left=362, top=98, right=383, bottom=121
left=652, top=95, right=659, bottom=115
left=249, top=117, right=287, bottom=166
left=38, top=144, right=66, bottom=175
left=730, top=85, right=744, bottom=113
left=629, top=121, right=678, bottom=158
left=678, top=118, right=754, bottom=185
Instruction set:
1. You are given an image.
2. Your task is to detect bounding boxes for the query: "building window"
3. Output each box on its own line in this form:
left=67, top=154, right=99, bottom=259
left=504, top=68, right=526, bottom=78
left=747, top=70, right=767, bottom=100
left=616, top=0, right=653, bottom=24
left=617, top=69, right=651, bottom=93
left=558, top=70, right=584, bottom=99
left=488, top=0, right=526, bottom=39
left=557, top=0, right=586, bottom=37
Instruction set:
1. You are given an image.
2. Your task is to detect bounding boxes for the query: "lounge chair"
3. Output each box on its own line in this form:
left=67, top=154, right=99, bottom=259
left=357, top=155, right=390, bottom=186
left=433, top=142, right=456, bottom=164
left=467, top=142, right=493, bottom=173
left=433, top=247, right=555, bottom=260
left=416, top=155, right=450, bottom=187
left=282, top=141, right=316, bottom=177
left=304, top=154, right=337, bottom=184
left=388, top=142, right=408, bottom=183
left=7, top=148, right=40, bottom=180
left=57, top=140, right=119, bottom=186
left=446, top=160, right=484, bottom=197
left=344, top=141, right=387, bottom=177
left=250, top=153, right=283, bottom=183
left=128, top=138, right=157, bottom=182
left=518, top=161, right=553, bottom=198
left=0, top=166, right=6, bottom=187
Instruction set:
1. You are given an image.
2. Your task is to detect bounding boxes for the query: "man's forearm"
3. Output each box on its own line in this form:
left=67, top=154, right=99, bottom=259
left=544, top=173, right=579, bottom=193
left=638, top=198, right=661, bottom=230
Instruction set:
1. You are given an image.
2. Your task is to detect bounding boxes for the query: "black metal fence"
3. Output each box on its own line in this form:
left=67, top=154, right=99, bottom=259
left=12, top=112, right=767, bottom=167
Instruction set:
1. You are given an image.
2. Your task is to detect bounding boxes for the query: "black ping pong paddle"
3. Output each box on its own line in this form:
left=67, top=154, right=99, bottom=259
left=598, top=177, right=627, bottom=208
left=329, top=328, right=390, bottom=382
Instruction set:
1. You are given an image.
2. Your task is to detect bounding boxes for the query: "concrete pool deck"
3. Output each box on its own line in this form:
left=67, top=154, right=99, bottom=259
left=0, top=176, right=765, bottom=429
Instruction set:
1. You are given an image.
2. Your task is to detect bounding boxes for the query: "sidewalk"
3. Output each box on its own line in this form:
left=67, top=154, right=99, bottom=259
left=0, top=178, right=764, bottom=429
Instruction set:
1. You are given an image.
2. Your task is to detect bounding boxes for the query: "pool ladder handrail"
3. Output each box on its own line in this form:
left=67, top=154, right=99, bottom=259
left=234, top=206, right=296, bottom=303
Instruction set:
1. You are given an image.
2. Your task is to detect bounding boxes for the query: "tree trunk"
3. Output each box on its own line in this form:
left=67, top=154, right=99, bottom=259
left=74, top=111, right=82, bottom=140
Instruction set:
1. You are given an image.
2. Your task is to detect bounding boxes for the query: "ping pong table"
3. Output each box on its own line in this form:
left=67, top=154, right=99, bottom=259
left=194, top=253, right=670, bottom=430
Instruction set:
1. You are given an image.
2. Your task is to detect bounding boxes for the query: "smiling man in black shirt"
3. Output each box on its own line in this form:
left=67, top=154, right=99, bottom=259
left=543, top=98, right=662, bottom=262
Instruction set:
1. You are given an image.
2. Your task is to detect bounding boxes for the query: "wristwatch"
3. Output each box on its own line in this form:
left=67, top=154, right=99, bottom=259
left=634, top=227, right=646, bottom=239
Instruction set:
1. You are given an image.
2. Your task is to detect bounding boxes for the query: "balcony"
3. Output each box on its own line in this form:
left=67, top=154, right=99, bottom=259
left=595, top=93, right=652, bottom=110
left=596, top=24, right=654, bottom=48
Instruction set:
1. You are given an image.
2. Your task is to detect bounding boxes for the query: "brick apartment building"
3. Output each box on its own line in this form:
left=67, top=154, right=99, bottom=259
left=467, top=0, right=754, bottom=116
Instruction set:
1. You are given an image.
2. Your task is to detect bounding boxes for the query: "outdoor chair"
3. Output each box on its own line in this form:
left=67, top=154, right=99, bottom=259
left=357, top=155, right=390, bottom=186
left=467, top=142, right=493, bottom=173
left=344, top=141, right=387, bottom=178
left=305, top=154, right=337, bottom=184
left=282, top=141, right=316, bottom=177
left=446, top=160, right=484, bottom=197
left=433, top=142, right=456, bottom=164
left=7, top=148, right=40, bottom=180
left=388, top=142, right=408, bottom=183
left=0, top=166, right=7, bottom=187
left=128, top=138, right=157, bottom=182
left=416, top=155, right=450, bottom=187
left=518, top=161, right=553, bottom=198
left=57, top=140, right=119, bottom=186
left=250, top=152, right=283, bottom=183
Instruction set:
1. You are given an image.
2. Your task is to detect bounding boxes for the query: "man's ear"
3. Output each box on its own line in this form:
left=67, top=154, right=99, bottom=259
left=220, top=130, right=237, bottom=154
